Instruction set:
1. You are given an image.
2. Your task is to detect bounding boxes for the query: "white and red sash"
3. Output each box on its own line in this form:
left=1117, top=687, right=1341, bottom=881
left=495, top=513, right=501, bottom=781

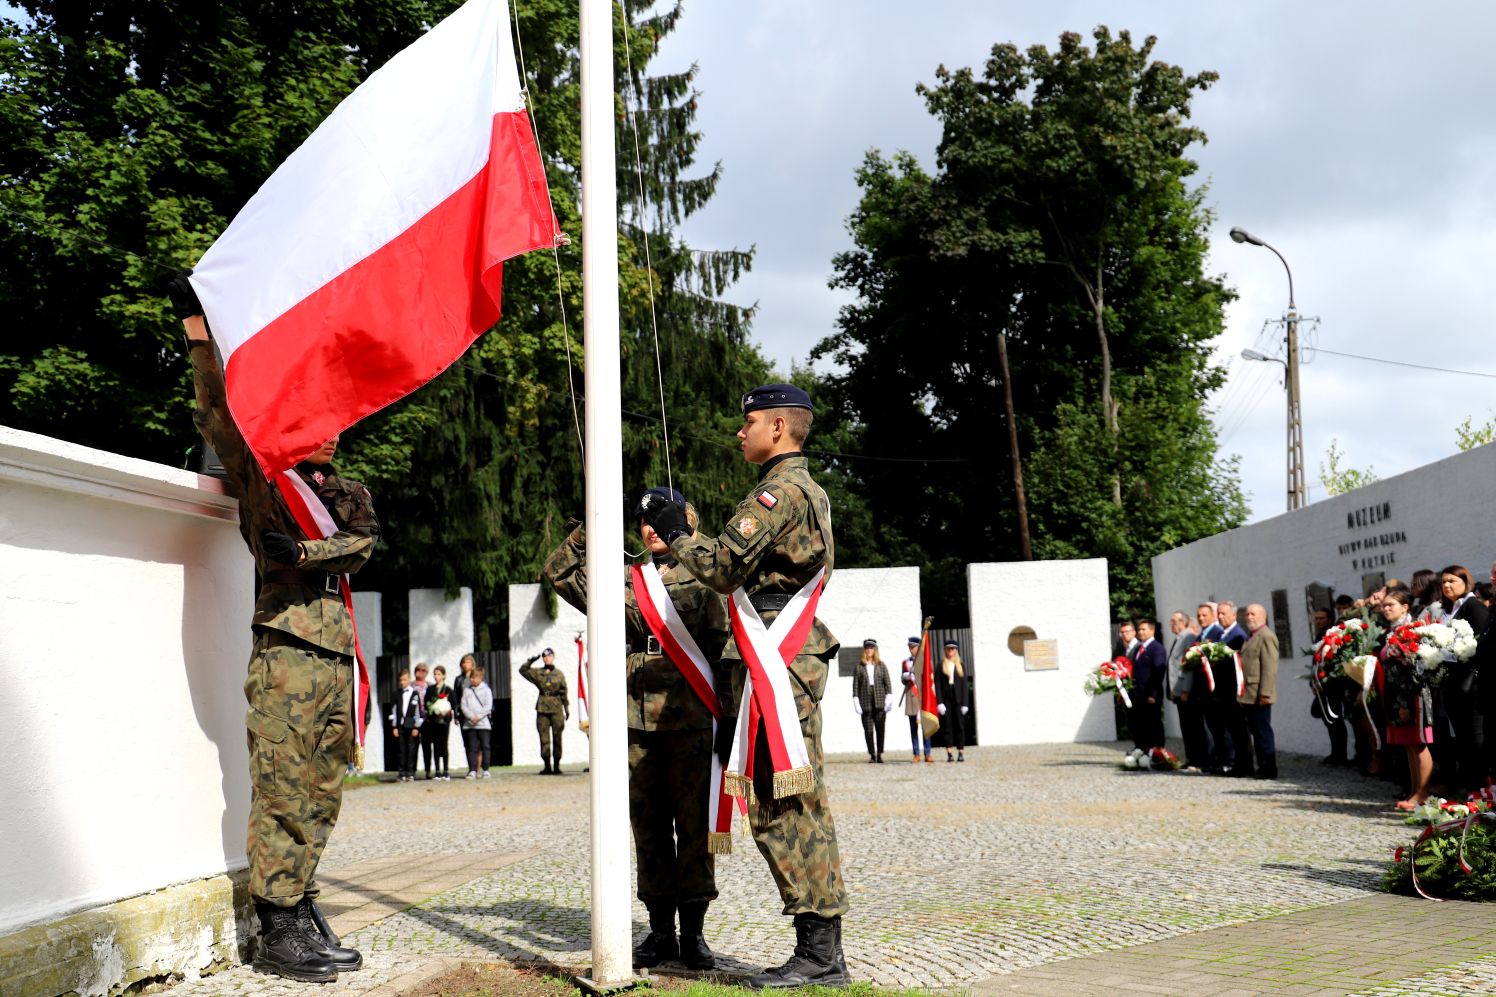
left=1199, top=649, right=1246, bottom=699
left=725, top=567, right=826, bottom=800
left=275, top=469, right=371, bottom=769
left=630, top=561, right=745, bottom=853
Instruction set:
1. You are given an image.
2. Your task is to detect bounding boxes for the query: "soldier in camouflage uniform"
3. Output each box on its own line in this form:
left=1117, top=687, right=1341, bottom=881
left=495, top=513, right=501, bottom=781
left=541, top=488, right=730, bottom=970
left=641, top=383, right=850, bottom=990
left=518, top=648, right=570, bottom=773
left=171, top=275, right=376, bottom=983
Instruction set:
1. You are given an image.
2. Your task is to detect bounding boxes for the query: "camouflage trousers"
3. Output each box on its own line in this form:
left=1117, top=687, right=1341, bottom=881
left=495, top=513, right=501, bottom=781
left=243, top=629, right=353, bottom=907
left=749, top=704, right=849, bottom=918
left=627, top=727, right=716, bottom=906
left=537, top=712, right=565, bottom=763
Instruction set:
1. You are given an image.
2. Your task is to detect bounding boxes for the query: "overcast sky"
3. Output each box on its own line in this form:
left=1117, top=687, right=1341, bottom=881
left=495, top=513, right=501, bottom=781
left=650, top=1, right=1496, bottom=524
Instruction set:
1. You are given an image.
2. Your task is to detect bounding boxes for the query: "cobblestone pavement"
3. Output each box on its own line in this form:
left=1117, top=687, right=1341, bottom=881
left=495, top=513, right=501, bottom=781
left=161, top=742, right=1491, bottom=995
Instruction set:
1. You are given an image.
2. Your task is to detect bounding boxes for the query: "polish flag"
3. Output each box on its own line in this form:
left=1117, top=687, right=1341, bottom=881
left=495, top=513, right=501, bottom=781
left=919, top=631, right=941, bottom=740
left=189, top=0, right=556, bottom=477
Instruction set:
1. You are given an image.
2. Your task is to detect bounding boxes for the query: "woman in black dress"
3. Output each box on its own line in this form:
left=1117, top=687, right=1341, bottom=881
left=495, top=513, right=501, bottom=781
left=934, top=641, right=969, bottom=762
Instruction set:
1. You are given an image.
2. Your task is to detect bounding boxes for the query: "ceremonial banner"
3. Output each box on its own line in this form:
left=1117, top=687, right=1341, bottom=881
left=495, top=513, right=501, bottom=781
left=575, top=635, right=589, bottom=732
left=919, top=631, right=941, bottom=740
left=276, top=469, right=372, bottom=764
left=190, top=0, right=556, bottom=476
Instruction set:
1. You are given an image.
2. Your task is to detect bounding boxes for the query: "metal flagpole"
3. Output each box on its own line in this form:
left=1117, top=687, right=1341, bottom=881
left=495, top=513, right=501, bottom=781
left=577, top=0, right=632, bottom=987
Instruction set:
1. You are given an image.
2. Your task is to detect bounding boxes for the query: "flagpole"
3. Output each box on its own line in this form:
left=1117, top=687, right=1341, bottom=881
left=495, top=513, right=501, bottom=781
left=578, top=0, right=632, bottom=986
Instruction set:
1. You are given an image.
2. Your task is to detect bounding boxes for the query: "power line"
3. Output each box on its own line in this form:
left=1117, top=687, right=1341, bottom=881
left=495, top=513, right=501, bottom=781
left=1309, top=347, right=1496, bottom=381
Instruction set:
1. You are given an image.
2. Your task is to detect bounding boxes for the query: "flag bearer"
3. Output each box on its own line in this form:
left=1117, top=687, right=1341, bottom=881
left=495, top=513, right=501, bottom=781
left=641, top=384, right=850, bottom=989
left=541, top=489, right=730, bottom=970
left=169, top=274, right=376, bottom=982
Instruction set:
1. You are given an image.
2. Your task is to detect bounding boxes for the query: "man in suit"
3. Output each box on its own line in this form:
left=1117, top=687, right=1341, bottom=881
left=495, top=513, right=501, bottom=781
left=1130, top=619, right=1167, bottom=751
left=1113, top=621, right=1138, bottom=660
left=1218, top=601, right=1247, bottom=650
left=1238, top=603, right=1280, bottom=779
left=1166, top=611, right=1210, bottom=770
left=1196, top=602, right=1224, bottom=642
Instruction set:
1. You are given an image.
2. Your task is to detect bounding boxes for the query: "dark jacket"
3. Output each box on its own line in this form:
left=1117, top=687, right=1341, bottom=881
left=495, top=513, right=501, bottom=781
left=1132, top=638, right=1167, bottom=702
left=425, top=682, right=455, bottom=726
left=1220, top=622, right=1247, bottom=651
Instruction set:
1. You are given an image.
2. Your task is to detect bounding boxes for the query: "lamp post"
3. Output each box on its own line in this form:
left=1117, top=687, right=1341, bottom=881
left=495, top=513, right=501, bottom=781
left=1230, top=226, right=1306, bottom=512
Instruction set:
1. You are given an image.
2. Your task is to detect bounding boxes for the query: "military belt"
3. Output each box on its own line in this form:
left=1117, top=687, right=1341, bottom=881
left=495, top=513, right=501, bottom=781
left=749, top=592, right=792, bottom=613
left=626, top=635, right=662, bottom=655
left=262, top=568, right=343, bottom=595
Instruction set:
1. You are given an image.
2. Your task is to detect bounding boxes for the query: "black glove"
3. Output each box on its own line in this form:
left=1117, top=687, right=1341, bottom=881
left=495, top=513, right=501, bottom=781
left=639, top=492, right=690, bottom=544
left=166, top=270, right=204, bottom=320
left=261, top=531, right=302, bottom=565
left=713, top=721, right=735, bottom=769
left=525, top=653, right=541, bottom=667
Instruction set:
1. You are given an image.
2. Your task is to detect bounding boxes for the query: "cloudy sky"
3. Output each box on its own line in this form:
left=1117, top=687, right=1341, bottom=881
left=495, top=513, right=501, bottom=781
left=649, top=1, right=1496, bottom=523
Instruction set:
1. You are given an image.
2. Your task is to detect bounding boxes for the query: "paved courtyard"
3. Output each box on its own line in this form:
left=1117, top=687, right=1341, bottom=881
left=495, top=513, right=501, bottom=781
left=160, top=742, right=1496, bottom=996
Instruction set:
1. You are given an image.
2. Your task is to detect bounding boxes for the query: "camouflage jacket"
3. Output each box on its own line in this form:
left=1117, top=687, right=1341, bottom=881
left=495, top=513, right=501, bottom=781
left=518, top=658, right=570, bottom=716
left=189, top=341, right=379, bottom=657
left=668, top=454, right=838, bottom=720
left=542, top=526, right=729, bottom=730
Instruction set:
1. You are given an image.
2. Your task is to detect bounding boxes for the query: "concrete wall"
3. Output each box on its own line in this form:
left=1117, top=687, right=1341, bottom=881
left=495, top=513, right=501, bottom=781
left=967, top=559, right=1116, bottom=744
left=508, top=583, right=588, bottom=768
left=350, top=591, right=384, bottom=773
left=1151, top=443, right=1496, bottom=756
left=508, top=567, right=922, bottom=762
left=409, top=586, right=473, bottom=771
left=0, top=427, right=253, bottom=937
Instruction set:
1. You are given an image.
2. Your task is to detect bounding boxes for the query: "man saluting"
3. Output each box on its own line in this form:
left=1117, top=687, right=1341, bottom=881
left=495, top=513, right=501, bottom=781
left=169, top=275, right=377, bottom=983
left=641, top=383, right=849, bottom=989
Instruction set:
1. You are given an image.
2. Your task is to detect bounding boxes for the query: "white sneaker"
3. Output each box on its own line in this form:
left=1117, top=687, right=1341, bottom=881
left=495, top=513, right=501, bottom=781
left=465, top=771, right=477, bottom=780
left=481, top=770, right=491, bottom=779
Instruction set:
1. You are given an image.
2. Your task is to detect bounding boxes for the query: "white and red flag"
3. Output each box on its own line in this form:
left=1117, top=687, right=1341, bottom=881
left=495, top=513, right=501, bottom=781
left=575, top=634, right=590, bottom=732
left=189, top=0, right=556, bottom=476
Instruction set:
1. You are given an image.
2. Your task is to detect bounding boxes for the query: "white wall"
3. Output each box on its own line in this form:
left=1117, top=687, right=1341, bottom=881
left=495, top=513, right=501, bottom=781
left=967, top=559, right=1116, bottom=745
left=0, top=428, right=253, bottom=934
left=1151, top=443, right=1496, bottom=756
left=508, top=583, right=588, bottom=768
left=814, top=566, right=923, bottom=756
left=350, top=591, right=384, bottom=773
left=507, top=566, right=922, bottom=762
left=409, top=587, right=473, bottom=770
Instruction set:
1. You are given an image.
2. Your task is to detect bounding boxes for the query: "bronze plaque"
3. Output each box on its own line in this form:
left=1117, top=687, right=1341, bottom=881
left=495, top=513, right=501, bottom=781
left=1007, top=625, right=1038, bottom=655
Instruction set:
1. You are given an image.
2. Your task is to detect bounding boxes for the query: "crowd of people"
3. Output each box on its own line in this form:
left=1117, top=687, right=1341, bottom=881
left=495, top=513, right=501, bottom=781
left=1116, top=600, right=1281, bottom=779
left=1115, top=561, right=1496, bottom=809
left=387, top=652, right=511, bottom=781
left=1307, top=564, right=1494, bottom=810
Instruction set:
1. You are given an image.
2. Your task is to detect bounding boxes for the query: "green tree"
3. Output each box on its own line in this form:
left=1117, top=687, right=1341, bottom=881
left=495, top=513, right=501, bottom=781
left=0, top=1, right=770, bottom=648
left=1318, top=438, right=1378, bottom=496
left=814, top=28, right=1245, bottom=618
left=1455, top=414, right=1496, bottom=451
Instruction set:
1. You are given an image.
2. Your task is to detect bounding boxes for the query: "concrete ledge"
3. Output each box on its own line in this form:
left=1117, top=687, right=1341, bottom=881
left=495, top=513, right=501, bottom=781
left=0, top=871, right=253, bottom=997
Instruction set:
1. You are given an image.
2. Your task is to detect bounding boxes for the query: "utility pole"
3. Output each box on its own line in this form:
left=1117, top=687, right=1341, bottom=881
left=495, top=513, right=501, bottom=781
left=997, top=333, right=1033, bottom=559
left=1285, top=307, right=1306, bottom=510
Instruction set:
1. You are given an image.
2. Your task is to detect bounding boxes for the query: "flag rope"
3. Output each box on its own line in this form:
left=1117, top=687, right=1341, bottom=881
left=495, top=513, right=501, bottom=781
left=618, top=0, right=674, bottom=497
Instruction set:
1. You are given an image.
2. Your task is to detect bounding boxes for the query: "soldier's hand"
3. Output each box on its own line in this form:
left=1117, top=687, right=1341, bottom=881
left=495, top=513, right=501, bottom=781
left=639, top=492, right=690, bottom=544
left=261, top=531, right=302, bottom=565
left=713, top=722, right=735, bottom=768
left=166, top=270, right=204, bottom=320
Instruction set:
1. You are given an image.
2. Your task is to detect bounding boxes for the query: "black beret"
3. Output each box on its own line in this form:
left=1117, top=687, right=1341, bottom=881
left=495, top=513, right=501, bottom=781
left=742, top=383, right=814, bottom=414
left=633, top=486, right=686, bottom=520
left=542, top=647, right=555, bottom=656
left=907, top=636, right=921, bottom=645
left=943, top=640, right=959, bottom=649
left=862, top=638, right=878, bottom=648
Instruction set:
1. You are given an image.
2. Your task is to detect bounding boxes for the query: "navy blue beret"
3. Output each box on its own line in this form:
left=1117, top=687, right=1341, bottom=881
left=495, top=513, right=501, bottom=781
left=633, top=486, right=686, bottom=520
left=742, top=383, right=814, bottom=414
left=542, top=647, right=555, bottom=656
left=908, top=636, right=921, bottom=645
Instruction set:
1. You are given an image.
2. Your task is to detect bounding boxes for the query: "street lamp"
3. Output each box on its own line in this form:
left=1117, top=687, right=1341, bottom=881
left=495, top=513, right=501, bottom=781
left=1230, top=226, right=1305, bottom=511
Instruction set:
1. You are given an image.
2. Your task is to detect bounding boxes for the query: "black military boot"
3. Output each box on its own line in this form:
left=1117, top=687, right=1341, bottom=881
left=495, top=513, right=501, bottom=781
left=676, top=900, right=716, bottom=970
left=632, top=902, right=678, bottom=967
left=541, top=758, right=553, bottom=775
left=295, top=897, right=363, bottom=971
left=252, top=900, right=337, bottom=983
left=744, top=913, right=847, bottom=989
left=833, top=914, right=849, bottom=979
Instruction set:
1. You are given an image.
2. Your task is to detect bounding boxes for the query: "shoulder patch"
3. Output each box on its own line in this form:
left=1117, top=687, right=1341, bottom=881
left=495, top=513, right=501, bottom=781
left=737, top=516, right=760, bottom=538
left=756, top=490, right=778, bottom=511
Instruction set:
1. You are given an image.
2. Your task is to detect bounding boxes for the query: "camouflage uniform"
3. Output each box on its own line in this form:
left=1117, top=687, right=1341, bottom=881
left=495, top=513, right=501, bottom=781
left=189, top=343, right=379, bottom=908
left=669, top=454, right=848, bottom=919
left=542, top=526, right=730, bottom=905
left=518, top=655, right=570, bottom=767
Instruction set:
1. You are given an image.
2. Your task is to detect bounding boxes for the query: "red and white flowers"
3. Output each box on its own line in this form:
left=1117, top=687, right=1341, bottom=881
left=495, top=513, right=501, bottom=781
left=1084, top=656, right=1134, bottom=697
